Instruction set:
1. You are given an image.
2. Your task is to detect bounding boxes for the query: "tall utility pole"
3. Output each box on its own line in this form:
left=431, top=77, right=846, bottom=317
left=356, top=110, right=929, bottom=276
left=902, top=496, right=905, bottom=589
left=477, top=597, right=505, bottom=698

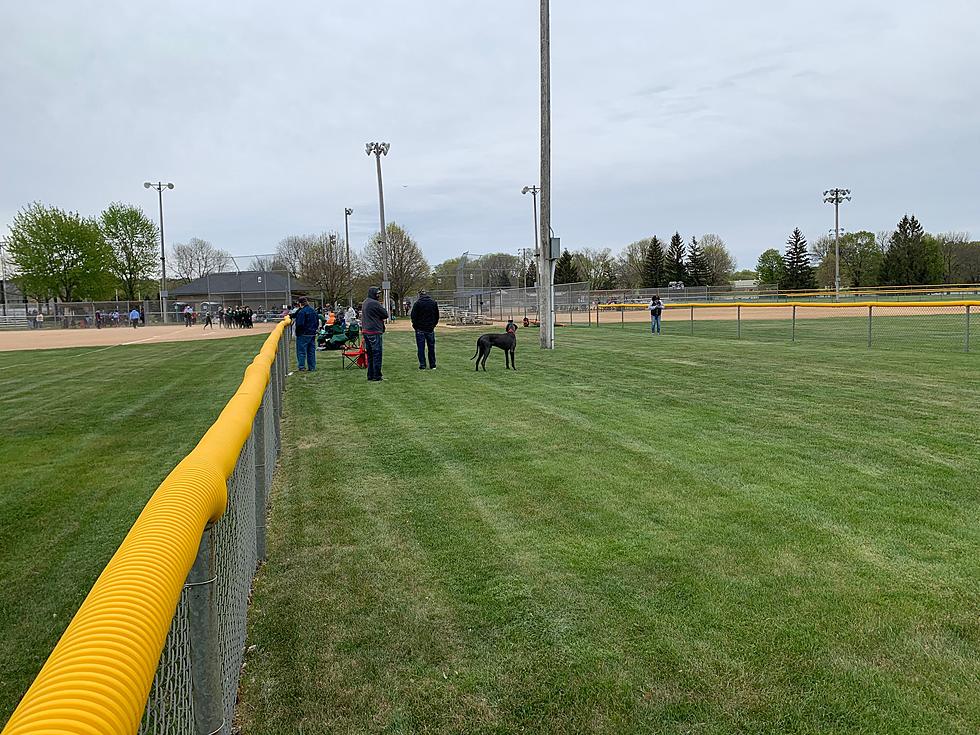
left=344, top=207, right=354, bottom=307
left=538, top=0, right=554, bottom=349
left=144, top=181, right=175, bottom=322
left=366, top=142, right=391, bottom=315
left=823, top=188, right=851, bottom=301
left=0, top=238, right=8, bottom=317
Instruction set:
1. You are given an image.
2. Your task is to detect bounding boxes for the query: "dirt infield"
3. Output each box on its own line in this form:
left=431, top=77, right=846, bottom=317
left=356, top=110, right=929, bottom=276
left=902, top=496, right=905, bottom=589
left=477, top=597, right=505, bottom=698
left=0, top=322, right=278, bottom=353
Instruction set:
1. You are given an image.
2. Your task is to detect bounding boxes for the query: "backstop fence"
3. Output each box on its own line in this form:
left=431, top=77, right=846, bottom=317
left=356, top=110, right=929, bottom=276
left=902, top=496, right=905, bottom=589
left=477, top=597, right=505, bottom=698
left=2, top=319, right=292, bottom=735
left=595, top=301, right=977, bottom=354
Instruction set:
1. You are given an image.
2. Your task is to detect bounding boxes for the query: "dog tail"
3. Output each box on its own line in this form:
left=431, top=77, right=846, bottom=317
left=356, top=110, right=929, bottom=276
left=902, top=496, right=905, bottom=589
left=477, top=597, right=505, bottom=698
left=470, top=347, right=479, bottom=360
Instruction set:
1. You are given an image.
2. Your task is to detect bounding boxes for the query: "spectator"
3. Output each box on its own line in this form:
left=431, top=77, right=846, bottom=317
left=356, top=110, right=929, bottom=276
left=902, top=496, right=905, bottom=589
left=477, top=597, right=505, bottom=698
left=361, top=286, right=388, bottom=382
left=35, top=311, right=44, bottom=329
left=649, top=296, right=663, bottom=334
left=410, top=289, right=439, bottom=370
left=293, top=296, right=319, bottom=372
left=129, top=307, right=140, bottom=328
left=139, top=307, right=145, bottom=326
left=345, top=305, right=357, bottom=325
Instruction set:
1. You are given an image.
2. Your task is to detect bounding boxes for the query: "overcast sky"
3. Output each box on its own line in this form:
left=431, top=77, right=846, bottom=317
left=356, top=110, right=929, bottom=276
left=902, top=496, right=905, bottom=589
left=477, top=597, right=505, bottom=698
left=2, top=1, right=978, bottom=269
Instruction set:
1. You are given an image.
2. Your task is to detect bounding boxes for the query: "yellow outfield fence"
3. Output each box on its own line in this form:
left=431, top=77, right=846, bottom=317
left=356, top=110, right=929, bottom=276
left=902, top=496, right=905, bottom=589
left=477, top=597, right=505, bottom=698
left=596, top=300, right=980, bottom=310
left=3, top=318, right=292, bottom=735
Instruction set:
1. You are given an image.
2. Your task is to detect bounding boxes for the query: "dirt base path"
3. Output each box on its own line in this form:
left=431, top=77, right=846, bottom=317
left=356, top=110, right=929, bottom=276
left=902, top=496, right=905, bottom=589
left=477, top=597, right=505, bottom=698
left=0, top=322, right=277, bottom=353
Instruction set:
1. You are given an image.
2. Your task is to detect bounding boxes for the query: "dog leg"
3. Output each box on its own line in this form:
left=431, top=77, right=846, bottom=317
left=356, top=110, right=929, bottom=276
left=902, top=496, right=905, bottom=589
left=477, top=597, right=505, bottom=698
left=510, top=351, right=517, bottom=370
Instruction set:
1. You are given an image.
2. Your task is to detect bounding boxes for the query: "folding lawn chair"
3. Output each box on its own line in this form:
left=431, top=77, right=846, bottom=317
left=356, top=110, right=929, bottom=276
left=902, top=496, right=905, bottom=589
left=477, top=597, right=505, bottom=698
left=342, top=329, right=367, bottom=369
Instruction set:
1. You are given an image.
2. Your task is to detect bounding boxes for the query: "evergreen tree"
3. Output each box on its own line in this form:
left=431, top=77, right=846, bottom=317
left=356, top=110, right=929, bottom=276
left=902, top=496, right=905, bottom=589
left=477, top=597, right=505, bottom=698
left=782, top=228, right=815, bottom=290
left=554, top=250, right=580, bottom=284
left=879, top=214, right=941, bottom=285
left=641, top=236, right=666, bottom=288
left=665, top=232, right=687, bottom=284
left=685, top=236, right=709, bottom=287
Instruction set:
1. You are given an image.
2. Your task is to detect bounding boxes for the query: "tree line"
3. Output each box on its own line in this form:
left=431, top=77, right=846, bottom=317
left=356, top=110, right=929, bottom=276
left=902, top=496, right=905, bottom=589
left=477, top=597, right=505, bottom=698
left=756, top=215, right=980, bottom=291
left=3, top=201, right=432, bottom=312
left=428, top=233, right=739, bottom=292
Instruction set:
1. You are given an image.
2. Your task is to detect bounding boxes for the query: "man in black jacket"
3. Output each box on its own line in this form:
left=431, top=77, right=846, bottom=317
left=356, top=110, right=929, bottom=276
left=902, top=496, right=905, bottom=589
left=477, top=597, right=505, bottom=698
left=410, top=289, right=440, bottom=370
left=293, top=297, right=319, bottom=372
left=360, top=286, right=389, bottom=381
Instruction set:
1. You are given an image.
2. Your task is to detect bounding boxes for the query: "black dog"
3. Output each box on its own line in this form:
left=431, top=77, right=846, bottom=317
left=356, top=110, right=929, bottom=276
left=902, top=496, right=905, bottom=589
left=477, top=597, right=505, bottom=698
left=471, top=327, right=517, bottom=371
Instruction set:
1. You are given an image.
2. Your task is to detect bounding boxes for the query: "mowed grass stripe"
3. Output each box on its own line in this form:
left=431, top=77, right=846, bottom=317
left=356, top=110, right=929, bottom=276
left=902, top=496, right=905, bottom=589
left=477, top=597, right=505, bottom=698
left=0, top=335, right=267, bottom=721
left=239, top=328, right=979, bottom=734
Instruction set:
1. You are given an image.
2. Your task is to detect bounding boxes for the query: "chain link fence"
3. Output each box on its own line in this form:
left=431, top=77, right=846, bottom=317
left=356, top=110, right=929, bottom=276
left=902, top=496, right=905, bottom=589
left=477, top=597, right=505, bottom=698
left=137, top=342, right=286, bottom=735
left=3, top=324, right=290, bottom=735
left=594, top=302, right=977, bottom=354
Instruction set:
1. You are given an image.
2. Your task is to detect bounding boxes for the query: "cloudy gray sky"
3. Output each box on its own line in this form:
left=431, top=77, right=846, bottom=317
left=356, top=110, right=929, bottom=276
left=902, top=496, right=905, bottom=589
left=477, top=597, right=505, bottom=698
left=2, top=0, right=978, bottom=269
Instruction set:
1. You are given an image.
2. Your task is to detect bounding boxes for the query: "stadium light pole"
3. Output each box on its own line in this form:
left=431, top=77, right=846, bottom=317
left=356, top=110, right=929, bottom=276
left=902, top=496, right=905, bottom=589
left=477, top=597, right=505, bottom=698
left=365, top=142, right=391, bottom=315
left=537, top=0, right=555, bottom=349
left=344, top=207, right=354, bottom=307
left=0, top=237, right=8, bottom=317
left=823, top=188, right=851, bottom=301
left=144, top=181, right=175, bottom=322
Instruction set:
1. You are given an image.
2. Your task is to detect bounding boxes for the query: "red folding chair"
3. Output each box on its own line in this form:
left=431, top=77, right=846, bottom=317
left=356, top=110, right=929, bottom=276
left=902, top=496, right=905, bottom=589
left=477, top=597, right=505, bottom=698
left=342, top=338, right=367, bottom=369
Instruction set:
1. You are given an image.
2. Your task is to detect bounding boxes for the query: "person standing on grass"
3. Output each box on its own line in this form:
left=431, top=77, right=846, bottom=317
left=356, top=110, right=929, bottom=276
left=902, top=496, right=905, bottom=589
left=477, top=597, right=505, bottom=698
left=361, top=286, right=388, bottom=382
left=293, top=297, right=318, bottom=372
left=649, top=296, right=663, bottom=334
left=410, top=289, right=439, bottom=370
left=129, top=307, right=140, bottom=329
left=346, top=304, right=357, bottom=325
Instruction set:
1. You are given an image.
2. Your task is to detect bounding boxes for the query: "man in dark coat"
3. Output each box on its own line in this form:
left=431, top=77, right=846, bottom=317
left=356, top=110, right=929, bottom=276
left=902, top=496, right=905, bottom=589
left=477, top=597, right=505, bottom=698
left=360, top=286, right=389, bottom=382
left=293, top=297, right=319, bottom=372
left=409, top=289, right=440, bottom=370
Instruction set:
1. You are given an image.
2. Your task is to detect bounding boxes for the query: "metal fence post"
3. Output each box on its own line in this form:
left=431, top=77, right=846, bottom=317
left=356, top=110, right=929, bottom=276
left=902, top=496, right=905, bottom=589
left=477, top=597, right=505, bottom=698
left=186, top=527, right=223, bottom=735
left=792, top=305, right=796, bottom=342
left=737, top=305, right=741, bottom=339
left=867, top=305, right=873, bottom=349
left=690, top=305, right=694, bottom=335
left=253, top=401, right=268, bottom=562
left=966, top=305, right=971, bottom=353
left=621, top=307, right=624, bottom=328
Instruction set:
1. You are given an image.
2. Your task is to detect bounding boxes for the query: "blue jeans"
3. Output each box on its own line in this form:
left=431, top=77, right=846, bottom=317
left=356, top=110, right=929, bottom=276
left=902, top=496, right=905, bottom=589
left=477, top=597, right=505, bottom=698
left=415, top=330, right=436, bottom=368
left=296, top=334, right=316, bottom=371
left=364, top=333, right=383, bottom=380
left=651, top=314, right=661, bottom=333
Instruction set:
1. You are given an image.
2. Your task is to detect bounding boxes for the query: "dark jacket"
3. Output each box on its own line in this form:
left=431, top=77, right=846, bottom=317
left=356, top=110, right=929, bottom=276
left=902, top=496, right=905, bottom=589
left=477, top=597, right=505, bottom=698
left=361, top=288, right=389, bottom=334
left=293, top=305, right=319, bottom=336
left=410, top=295, right=440, bottom=332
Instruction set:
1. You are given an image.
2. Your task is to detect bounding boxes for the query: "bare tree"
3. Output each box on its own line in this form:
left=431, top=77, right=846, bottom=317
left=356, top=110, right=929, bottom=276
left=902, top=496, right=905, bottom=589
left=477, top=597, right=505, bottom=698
left=170, top=238, right=231, bottom=280
left=616, top=239, right=652, bottom=288
left=572, top=247, right=617, bottom=289
left=699, top=234, right=736, bottom=286
left=300, top=232, right=354, bottom=306
left=275, top=236, right=308, bottom=278
left=364, top=223, right=430, bottom=314
left=934, top=231, right=970, bottom=283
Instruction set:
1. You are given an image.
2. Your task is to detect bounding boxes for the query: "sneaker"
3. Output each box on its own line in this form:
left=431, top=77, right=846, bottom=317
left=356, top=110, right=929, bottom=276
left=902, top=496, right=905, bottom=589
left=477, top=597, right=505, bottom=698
left=430, top=366, right=437, bottom=370
left=297, top=367, right=307, bottom=371
left=419, top=366, right=426, bottom=370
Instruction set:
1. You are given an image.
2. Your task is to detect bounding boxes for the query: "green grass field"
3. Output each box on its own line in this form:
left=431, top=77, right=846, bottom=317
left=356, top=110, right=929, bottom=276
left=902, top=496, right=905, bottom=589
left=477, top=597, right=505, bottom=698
left=238, top=327, right=980, bottom=734
left=0, top=335, right=267, bottom=722
left=2, top=327, right=978, bottom=734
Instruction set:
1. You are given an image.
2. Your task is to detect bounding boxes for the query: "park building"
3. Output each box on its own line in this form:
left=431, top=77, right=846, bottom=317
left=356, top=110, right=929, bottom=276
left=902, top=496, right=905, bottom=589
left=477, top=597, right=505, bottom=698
left=170, top=270, right=312, bottom=317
